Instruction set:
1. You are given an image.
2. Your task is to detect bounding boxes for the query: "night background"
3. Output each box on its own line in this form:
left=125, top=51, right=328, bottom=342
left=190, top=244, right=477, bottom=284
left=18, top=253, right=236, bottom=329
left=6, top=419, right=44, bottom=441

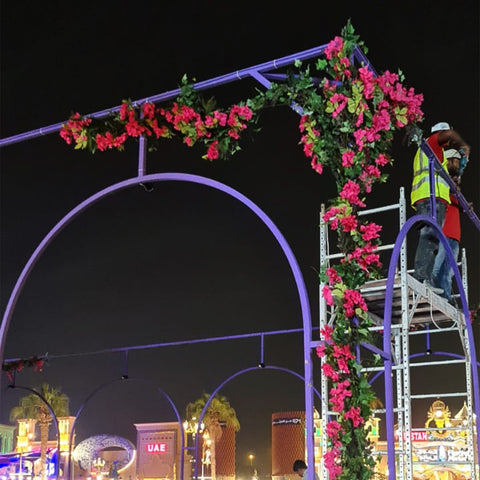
left=1, top=1, right=479, bottom=477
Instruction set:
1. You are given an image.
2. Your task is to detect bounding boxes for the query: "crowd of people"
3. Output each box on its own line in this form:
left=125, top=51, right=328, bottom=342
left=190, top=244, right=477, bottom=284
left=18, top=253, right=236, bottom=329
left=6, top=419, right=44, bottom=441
left=410, top=121, right=471, bottom=305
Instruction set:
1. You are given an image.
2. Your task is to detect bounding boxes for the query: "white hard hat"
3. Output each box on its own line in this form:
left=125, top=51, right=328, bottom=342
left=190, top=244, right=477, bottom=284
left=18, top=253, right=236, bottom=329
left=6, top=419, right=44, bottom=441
left=431, top=122, right=451, bottom=133
left=444, top=149, right=461, bottom=159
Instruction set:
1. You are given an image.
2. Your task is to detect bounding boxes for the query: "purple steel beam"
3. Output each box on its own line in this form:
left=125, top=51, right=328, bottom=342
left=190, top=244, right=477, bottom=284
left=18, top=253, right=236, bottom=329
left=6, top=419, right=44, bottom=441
left=0, top=44, right=330, bottom=148
left=353, top=45, right=378, bottom=76
left=383, top=214, right=480, bottom=479
left=3, top=327, right=309, bottom=363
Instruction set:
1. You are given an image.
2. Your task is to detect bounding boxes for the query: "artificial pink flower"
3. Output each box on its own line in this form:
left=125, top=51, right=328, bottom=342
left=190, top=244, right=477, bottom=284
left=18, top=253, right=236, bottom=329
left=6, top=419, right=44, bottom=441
left=321, top=324, right=334, bottom=341
left=341, top=150, right=355, bottom=167
left=326, top=267, right=342, bottom=285
left=344, top=406, right=364, bottom=427
left=375, top=153, right=389, bottom=166
left=360, top=223, right=382, bottom=241
left=322, top=363, right=340, bottom=382
left=339, top=214, right=358, bottom=232
left=325, top=36, right=344, bottom=60
left=322, top=285, right=334, bottom=306
left=339, top=180, right=366, bottom=207
left=206, top=140, right=219, bottom=160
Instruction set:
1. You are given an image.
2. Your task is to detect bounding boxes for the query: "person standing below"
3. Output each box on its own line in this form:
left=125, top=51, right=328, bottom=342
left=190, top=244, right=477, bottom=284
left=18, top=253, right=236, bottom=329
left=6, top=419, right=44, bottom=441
left=410, top=122, right=470, bottom=292
left=432, top=149, right=470, bottom=303
left=293, top=459, right=319, bottom=480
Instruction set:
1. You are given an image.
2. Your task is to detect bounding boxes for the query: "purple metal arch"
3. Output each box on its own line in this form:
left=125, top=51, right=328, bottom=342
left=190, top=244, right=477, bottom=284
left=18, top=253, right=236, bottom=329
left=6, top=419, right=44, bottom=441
left=0, top=172, right=316, bottom=477
left=192, top=365, right=322, bottom=480
left=8, top=385, right=61, bottom=478
left=65, top=376, right=183, bottom=480
left=64, top=376, right=185, bottom=480
left=382, top=214, right=480, bottom=479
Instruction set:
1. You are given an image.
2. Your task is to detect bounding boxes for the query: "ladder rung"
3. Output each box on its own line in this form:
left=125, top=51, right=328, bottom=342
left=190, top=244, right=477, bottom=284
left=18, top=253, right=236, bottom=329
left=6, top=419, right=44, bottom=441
left=411, top=392, right=468, bottom=399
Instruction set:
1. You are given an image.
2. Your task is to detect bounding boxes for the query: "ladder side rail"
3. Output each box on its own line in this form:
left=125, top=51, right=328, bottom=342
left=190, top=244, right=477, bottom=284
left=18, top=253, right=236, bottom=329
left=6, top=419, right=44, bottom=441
left=398, top=185, right=414, bottom=479
left=319, top=205, right=329, bottom=480
left=460, top=247, right=468, bottom=304
left=393, top=331, right=407, bottom=479
left=463, top=329, right=477, bottom=478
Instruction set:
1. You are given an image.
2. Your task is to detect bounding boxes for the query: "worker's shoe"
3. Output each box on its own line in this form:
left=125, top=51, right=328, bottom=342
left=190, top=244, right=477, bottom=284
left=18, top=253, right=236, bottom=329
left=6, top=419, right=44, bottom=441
left=423, top=280, right=444, bottom=295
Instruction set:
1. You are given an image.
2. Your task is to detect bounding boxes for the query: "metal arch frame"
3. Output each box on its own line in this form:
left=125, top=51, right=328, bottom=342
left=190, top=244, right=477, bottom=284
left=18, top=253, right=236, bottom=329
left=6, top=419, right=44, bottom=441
left=64, top=376, right=182, bottom=480
left=0, top=42, right=382, bottom=480
left=191, top=364, right=322, bottom=480
left=7, top=385, right=62, bottom=479
left=0, top=172, right=317, bottom=479
left=382, top=214, right=480, bottom=479
left=2, top=37, right=478, bottom=480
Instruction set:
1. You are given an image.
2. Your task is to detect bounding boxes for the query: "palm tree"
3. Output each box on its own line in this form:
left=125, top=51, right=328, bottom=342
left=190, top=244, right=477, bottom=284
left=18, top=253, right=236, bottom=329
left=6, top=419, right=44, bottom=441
left=185, top=393, right=240, bottom=480
left=10, top=383, right=70, bottom=480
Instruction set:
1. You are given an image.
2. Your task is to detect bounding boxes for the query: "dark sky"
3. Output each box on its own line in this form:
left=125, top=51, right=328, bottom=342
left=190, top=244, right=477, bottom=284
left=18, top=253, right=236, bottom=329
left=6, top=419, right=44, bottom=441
left=1, top=1, right=479, bottom=476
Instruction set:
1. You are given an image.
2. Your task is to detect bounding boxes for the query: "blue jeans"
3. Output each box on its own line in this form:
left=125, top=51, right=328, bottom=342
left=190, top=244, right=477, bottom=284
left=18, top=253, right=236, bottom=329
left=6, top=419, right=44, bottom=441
left=413, top=199, right=446, bottom=283
left=432, top=237, right=459, bottom=300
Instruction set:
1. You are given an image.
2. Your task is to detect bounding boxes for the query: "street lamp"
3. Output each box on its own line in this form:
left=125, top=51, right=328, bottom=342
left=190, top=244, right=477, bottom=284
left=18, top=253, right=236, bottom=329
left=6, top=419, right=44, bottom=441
left=248, top=454, right=254, bottom=467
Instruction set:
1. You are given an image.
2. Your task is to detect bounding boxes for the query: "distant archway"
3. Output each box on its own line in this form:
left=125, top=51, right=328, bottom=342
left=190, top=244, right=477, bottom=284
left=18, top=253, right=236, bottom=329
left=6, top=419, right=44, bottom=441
left=191, top=364, right=322, bottom=478
left=73, top=434, right=135, bottom=473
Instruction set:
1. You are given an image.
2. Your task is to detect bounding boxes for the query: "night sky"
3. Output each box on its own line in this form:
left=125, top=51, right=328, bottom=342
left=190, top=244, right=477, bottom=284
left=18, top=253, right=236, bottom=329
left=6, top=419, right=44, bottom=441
left=1, top=1, right=479, bottom=476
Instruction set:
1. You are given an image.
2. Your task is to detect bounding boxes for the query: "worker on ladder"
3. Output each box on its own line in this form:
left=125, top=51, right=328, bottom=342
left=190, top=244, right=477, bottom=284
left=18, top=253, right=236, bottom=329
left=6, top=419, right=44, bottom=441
left=410, top=122, right=470, bottom=293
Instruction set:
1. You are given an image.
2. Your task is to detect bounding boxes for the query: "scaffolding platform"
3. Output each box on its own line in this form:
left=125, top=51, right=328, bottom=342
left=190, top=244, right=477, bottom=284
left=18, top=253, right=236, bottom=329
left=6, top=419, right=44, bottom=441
left=360, top=273, right=463, bottom=327
left=319, top=187, right=478, bottom=479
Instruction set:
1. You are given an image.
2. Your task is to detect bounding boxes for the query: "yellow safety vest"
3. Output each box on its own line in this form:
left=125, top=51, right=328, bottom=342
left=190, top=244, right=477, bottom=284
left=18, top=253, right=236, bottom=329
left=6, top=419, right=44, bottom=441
left=410, top=148, right=450, bottom=208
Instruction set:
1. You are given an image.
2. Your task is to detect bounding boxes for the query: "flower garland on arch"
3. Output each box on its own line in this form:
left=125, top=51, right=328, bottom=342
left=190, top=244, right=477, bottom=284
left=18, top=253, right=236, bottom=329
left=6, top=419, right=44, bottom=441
left=2, top=355, right=46, bottom=382
left=60, top=76, right=257, bottom=161
left=60, top=21, right=424, bottom=479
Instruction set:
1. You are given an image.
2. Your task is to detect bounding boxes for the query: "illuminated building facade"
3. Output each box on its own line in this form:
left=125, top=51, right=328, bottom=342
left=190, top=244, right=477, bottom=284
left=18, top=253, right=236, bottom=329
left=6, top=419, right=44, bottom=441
left=271, top=401, right=477, bottom=480
left=135, top=422, right=183, bottom=480
left=0, top=424, right=15, bottom=454
left=134, top=421, right=235, bottom=480
left=271, top=410, right=323, bottom=480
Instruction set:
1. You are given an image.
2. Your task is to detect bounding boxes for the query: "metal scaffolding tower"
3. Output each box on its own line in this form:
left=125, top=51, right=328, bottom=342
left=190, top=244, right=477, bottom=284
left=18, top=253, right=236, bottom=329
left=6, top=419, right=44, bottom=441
left=319, top=187, right=478, bottom=479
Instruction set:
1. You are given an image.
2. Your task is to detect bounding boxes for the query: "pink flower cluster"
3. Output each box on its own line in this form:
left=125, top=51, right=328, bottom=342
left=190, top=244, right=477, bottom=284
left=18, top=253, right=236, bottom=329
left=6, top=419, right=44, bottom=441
left=60, top=101, right=254, bottom=159
left=339, top=180, right=365, bottom=207
left=344, top=243, right=381, bottom=272
left=59, top=113, right=92, bottom=145
left=360, top=223, right=382, bottom=241
left=299, top=115, right=322, bottom=174
left=342, top=288, right=368, bottom=318
left=317, top=323, right=367, bottom=479
left=325, top=36, right=344, bottom=60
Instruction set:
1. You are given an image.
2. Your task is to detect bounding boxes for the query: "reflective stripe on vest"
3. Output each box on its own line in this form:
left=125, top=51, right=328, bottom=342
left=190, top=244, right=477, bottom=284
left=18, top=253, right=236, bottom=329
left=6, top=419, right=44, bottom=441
left=411, top=149, right=450, bottom=207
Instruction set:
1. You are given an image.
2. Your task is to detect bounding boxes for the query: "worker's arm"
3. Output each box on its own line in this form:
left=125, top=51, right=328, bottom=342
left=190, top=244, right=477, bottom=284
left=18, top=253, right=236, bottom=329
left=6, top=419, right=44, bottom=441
left=437, top=129, right=471, bottom=157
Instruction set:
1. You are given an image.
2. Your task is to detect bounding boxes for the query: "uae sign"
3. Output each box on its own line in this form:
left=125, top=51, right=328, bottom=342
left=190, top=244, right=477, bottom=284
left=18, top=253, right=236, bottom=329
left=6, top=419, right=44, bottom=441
left=146, top=443, right=168, bottom=453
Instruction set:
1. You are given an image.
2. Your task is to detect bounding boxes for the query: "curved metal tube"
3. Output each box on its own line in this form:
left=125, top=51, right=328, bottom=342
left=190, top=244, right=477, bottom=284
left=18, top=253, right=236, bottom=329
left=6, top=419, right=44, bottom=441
left=66, top=376, right=182, bottom=480
left=7, top=385, right=61, bottom=479
left=192, top=365, right=321, bottom=479
left=382, top=214, right=480, bottom=479
left=1, top=173, right=313, bottom=478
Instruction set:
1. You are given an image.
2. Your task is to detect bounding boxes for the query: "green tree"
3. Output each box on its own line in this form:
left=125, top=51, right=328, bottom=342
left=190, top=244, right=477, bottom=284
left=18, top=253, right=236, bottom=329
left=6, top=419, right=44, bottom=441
left=10, top=383, right=69, bottom=480
left=185, top=393, right=240, bottom=480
